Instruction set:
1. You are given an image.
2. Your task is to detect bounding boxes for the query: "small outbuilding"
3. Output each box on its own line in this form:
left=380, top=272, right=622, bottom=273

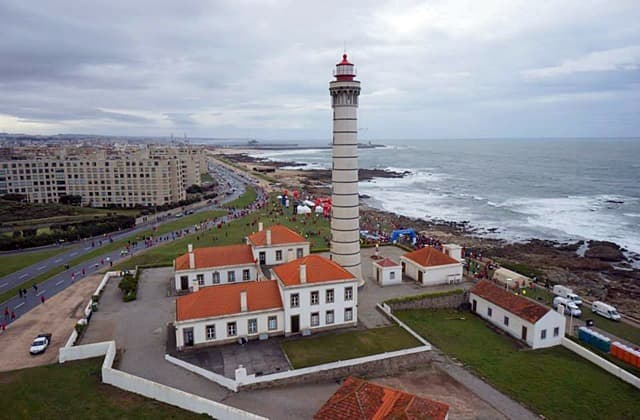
left=470, top=280, right=565, bottom=349
left=492, top=267, right=532, bottom=289
left=372, top=258, right=402, bottom=286
left=400, top=246, right=463, bottom=286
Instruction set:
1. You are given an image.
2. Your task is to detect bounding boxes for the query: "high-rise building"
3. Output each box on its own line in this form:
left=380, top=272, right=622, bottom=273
left=329, top=53, right=362, bottom=281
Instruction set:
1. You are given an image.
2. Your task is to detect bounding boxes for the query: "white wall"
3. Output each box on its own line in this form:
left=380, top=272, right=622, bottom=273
left=401, top=259, right=463, bottom=286
left=532, top=310, right=565, bottom=349
left=374, top=265, right=402, bottom=286
left=280, top=280, right=358, bottom=334
left=174, top=264, right=259, bottom=292
left=251, top=243, right=310, bottom=266
left=175, top=309, right=285, bottom=349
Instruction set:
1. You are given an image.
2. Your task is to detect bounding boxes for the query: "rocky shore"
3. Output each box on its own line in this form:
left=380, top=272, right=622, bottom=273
left=219, top=151, right=640, bottom=319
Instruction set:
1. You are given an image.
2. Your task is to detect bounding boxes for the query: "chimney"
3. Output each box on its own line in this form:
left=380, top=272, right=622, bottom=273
left=188, top=244, right=195, bottom=269
left=240, top=291, right=248, bottom=312
left=266, top=229, right=272, bottom=246
left=299, top=264, right=306, bottom=284
left=258, top=222, right=264, bottom=232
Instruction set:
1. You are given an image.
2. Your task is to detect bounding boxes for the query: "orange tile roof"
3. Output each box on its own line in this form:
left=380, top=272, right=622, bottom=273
left=248, top=224, right=307, bottom=246
left=402, top=246, right=459, bottom=267
left=314, top=377, right=449, bottom=420
left=471, top=280, right=550, bottom=323
left=174, top=244, right=255, bottom=271
left=176, top=280, right=282, bottom=321
left=273, top=255, right=354, bottom=287
left=375, top=258, right=400, bottom=268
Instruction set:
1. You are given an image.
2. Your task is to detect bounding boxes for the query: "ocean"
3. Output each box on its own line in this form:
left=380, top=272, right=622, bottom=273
left=249, top=138, right=640, bottom=255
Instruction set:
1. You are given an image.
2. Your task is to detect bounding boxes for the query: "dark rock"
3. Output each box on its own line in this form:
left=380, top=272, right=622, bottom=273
left=585, top=241, right=625, bottom=262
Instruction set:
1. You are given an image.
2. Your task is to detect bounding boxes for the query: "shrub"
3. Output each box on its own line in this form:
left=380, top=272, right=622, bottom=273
left=385, top=289, right=465, bottom=305
left=91, top=294, right=100, bottom=303
left=118, top=270, right=140, bottom=302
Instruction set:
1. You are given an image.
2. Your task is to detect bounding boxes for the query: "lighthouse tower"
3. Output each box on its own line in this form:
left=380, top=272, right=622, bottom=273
left=329, top=53, right=362, bottom=281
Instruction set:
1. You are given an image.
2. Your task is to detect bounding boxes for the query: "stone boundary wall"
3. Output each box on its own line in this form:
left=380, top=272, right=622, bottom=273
left=385, top=290, right=468, bottom=311
left=561, top=338, right=640, bottom=390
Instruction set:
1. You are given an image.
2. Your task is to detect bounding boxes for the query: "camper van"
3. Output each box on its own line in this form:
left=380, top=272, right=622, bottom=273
left=592, top=301, right=621, bottom=321
left=553, top=297, right=582, bottom=317
left=552, top=285, right=583, bottom=305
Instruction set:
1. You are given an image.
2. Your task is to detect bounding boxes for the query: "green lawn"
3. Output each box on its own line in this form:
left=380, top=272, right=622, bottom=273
left=0, top=358, right=206, bottom=419
left=200, top=172, right=214, bottom=183
left=396, top=309, right=640, bottom=420
left=281, top=326, right=421, bottom=369
left=0, top=247, right=69, bottom=278
left=222, top=186, right=257, bottom=208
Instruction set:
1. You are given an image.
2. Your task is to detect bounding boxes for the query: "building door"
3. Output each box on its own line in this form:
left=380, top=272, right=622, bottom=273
left=376, top=268, right=380, bottom=284
left=180, top=276, right=189, bottom=291
left=259, top=252, right=266, bottom=265
left=521, top=326, right=528, bottom=341
left=418, top=270, right=423, bottom=284
left=401, top=262, right=406, bottom=273
left=183, top=328, right=194, bottom=347
left=291, top=315, right=300, bottom=334
left=472, top=299, right=477, bottom=312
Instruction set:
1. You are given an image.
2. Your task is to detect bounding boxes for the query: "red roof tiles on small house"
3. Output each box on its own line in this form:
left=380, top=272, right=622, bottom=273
left=375, top=258, right=400, bottom=268
left=176, top=280, right=282, bottom=321
left=402, top=246, right=459, bottom=267
left=314, top=376, right=449, bottom=420
left=273, top=255, right=355, bottom=287
left=174, top=244, right=254, bottom=271
left=248, top=225, right=307, bottom=247
left=471, top=280, right=550, bottom=323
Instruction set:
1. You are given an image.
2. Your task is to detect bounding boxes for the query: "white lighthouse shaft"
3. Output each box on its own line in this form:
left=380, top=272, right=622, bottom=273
left=329, top=57, right=362, bottom=281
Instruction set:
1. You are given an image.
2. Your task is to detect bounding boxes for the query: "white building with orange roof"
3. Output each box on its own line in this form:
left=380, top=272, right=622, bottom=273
left=372, top=258, right=402, bottom=286
left=247, top=223, right=310, bottom=265
left=271, top=254, right=358, bottom=335
left=173, top=243, right=260, bottom=292
left=400, top=246, right=463, bottom=286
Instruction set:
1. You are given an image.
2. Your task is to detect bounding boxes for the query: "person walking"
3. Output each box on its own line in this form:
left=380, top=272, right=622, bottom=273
left=4, top=306, right=9, bottom=321
left=40, top=295, right=45, bottom=304
left=18, top=289, right=23, bottom=299
left=22, top=288, right=27, bottom=298
left=11, top=311, right=16, bottom=321
left=33, top=284, right=38, bottom=293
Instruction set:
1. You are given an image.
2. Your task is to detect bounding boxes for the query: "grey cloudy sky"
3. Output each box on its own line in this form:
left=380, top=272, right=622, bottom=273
left=1, top=0, right=639, bottom=140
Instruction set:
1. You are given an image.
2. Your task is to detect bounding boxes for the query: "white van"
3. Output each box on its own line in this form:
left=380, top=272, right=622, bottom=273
left=553, top=297, right=582, bottom=317
left=592, top=301, right=621, bottom=321
left=552, top=285, right=583, bottom=305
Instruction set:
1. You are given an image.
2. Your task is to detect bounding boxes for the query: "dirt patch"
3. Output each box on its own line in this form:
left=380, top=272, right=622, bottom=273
left=371, top=366, right=508, bottom=420
left=0, top=274, right=102, bottom=372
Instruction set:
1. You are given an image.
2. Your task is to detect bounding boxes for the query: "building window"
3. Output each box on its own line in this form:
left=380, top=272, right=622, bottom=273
left=212, top=272, right=220, bottom=284
left=553, top=327, right=560, bottom=337
left=227, top=322, right=237, bottom=337
left=311, top=312, right=320, bottom=327
left=196, top=274, right=204, bottom=286
left=326, top=310, right=334, bottom=324
left=345, top=308, right=353, bottom=322
left=242, top=269, right=250, bottom=281
left=326, top=289, right=334, bottom=303
left=268, top=316, right=277, bottom=331
left=290, top=293, right=299, bottom=308
left=227, top=271, right=235, bottom=283
left=389, top=271, right=395, bottom=280
left=275, top=250, right=282, bottom=261
left=504, top=316, right=509, bottom=327
left=311, top=291, right=319, bottom=305
left=487, top=307, right=492, bottom=317
left=206, top=325, right=216, bottom=340
left=296, top=248, right=303, bottom=258
left=345, top=286, right=353, bottom=301
left=541, top=329, right=547, bottom=340
left=248, top=318, right=258, bottom=334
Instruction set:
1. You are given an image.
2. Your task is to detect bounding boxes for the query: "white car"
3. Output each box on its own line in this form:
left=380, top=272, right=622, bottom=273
left=30, top=334, right=51, bottom=355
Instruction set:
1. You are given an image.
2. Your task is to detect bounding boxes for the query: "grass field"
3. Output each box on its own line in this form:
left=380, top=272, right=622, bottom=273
left=222, top=185, right=257, bottom=209
left=0, top=358, right=205, bottom=419
left=396, top=309, right=640, bottom=420
left=0, top=247, right=69, bottom=278
left=281, top=326, right=421, bottom=369
left=0, top=199, right=139, bottom=225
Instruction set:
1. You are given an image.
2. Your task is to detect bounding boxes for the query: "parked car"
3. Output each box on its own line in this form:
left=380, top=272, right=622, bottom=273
left=30, top=333, right=52, bottom=355
left=174, top=212, right=183, bottom=218
left=553, top=297, right=582, bottom=317
left=552, top=285, right=582, bottom=305
left=592, top=301, right=621, bottom=321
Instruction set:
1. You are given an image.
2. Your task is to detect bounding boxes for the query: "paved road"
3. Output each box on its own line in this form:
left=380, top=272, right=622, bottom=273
left=1, top=163, right=266, bottom=326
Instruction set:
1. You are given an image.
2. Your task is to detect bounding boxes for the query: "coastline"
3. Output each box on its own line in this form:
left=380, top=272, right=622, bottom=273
left=212, top=148, right=640, bottom=318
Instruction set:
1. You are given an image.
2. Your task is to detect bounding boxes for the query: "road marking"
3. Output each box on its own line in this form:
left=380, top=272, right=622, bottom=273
left=36, top=290, right=46, bottom=297
left=14, top=302, right=24, bottom=310
left=54, top=258, right=62, bottom=263
left=70, top=252, right=78, bottom=256
left=0, top=282, right=8, bottom=288
left=56, top=280, right=64, bottom=286
left=19, top=273, right=28, bottom=279
left=37, top=265, right=46, bottom=271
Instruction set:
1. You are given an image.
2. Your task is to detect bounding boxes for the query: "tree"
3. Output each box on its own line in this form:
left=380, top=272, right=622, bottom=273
left=59, top=195, right=82, bottom=206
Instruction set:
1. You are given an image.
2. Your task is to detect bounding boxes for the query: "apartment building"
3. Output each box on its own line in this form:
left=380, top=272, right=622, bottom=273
left=0, top=145, right=205, bottom=207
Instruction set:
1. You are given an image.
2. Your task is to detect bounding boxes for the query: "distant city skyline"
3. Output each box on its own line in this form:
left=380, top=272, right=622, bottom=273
left=1, top=1, right=639, bottom=139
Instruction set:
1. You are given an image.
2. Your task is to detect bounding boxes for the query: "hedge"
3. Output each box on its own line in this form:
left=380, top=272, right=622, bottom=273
left=385, top=288, right=465, bottom=305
